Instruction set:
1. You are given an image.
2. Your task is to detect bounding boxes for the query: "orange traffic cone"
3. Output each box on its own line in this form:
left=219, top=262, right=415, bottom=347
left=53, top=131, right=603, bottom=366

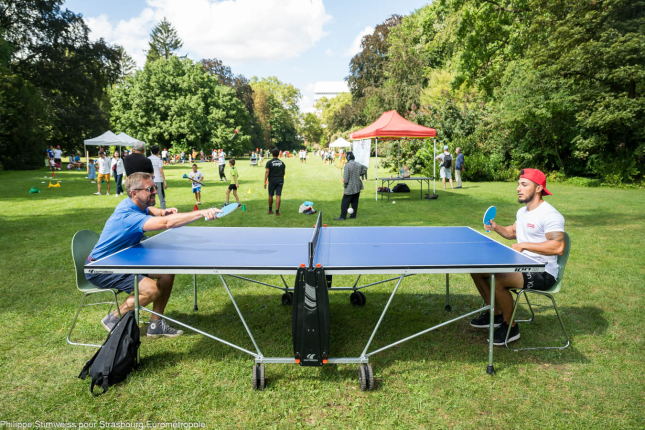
left=52, top=171, right=55, bottom=177
left=194, top=204, right=198, bottom=211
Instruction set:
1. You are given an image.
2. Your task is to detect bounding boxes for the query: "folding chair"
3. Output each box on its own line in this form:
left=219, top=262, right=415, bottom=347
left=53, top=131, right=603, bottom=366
left=506, top=232, right=571, bottom=350
left=68, top=230, right=121, bottom=347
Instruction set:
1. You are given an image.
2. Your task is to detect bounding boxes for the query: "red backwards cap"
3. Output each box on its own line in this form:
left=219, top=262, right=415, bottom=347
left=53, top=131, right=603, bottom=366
left=519, top=168, right=552, bottom=196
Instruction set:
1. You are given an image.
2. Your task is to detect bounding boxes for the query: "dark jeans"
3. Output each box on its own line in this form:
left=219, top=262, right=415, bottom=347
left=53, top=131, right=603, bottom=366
left=115, top=174, right=123, bottom=195
left=219, top=164, right=226, bottom=179
left=340, top=193, right=360, bottom=219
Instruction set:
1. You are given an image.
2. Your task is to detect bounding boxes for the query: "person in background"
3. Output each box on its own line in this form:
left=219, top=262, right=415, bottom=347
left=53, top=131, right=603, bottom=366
left=218, top=149, right=227, bottom=181
left=264, top=148, right=285, bottom=216
left=455, top=147, right=465, bottom=189
left=188, top=163, right=204, bottom=205
left=148, top=145, right=168, bottom=209
left=47, top=146, right=54, bottom=168
left=124, top=141, right=153, bottom=177
left=94, top=150, right=112, bottom=195
left=435, top=145, right=454, bottom=190
left=53, top=145, right=63, bottom=170
left=180, top=150, right=186, bottom=165
left=161, top=148, right=169, bottom=165
left=87, top=158, right=97, bottom=183
left=335, top=152, right=368, bottom=221
left=225, top=159, right=240, bottom=206
left=111, top=151, right=125, bottom=196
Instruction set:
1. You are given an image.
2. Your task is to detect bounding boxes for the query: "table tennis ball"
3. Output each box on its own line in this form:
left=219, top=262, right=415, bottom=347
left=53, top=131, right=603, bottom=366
left=347, top=208, right=354, bottom=214
left=392, top=201, right=396, bottom=204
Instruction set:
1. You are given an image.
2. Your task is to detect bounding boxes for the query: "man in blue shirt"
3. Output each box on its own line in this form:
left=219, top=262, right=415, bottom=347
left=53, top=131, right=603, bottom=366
left=455, top=147, right=465, bottom=189
left=86, top=172, right=221, bottom=337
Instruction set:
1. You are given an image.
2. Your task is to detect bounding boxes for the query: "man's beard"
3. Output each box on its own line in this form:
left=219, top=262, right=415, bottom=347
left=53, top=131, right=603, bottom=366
left=518, top=189, right=535, bottom=204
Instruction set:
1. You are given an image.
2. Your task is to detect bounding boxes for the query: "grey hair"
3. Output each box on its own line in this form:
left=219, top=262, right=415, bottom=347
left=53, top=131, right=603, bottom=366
left=133, top=141, right=146, bottom=152
left=125, top=172, right=152, bottom=196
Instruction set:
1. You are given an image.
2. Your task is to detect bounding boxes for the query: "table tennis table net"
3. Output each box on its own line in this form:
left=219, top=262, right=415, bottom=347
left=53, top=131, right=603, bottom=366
left=308, top=211, right=323, bottom=268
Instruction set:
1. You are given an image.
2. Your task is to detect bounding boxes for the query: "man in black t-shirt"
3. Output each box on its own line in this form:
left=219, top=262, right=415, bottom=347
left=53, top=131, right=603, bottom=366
left=124, top=141, right=154, bottom=177
left=264, top=148, right=286, bottom=215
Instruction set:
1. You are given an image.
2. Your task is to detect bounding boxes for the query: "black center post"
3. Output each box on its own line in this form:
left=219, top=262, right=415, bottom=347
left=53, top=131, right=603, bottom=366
left=292, top=212, right=331, bottom=366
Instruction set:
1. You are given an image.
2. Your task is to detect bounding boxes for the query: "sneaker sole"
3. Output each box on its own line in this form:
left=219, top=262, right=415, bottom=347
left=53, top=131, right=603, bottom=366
left=147, top=332, right=184, bottom=338
left=493, top=332, right=520, bottom=346
left=470, top=322, right=502, bottom=329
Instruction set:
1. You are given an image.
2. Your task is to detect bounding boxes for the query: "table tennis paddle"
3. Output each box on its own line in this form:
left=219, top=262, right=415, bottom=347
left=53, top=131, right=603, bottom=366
left=204, top=203, right=238, bottom=221
left=483, top=206, right=497, bottom=233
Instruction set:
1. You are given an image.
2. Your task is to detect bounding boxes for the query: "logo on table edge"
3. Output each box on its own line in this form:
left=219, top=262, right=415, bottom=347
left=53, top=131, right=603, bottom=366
left=514, top=267, right=540, bottom=272
left=87, top=269, right=114, bottom=274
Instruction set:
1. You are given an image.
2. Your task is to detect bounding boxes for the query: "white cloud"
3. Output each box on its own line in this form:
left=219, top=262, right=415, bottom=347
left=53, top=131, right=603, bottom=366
left=325, top=48, right=334, bottom=56
left=344, top=25, right=373, bottom=57
left=86, top=0, right=332, bottom=67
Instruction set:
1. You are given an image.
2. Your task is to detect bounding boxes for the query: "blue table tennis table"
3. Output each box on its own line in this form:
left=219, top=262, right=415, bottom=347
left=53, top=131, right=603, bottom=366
left=85, top=212, right=544, bottom=390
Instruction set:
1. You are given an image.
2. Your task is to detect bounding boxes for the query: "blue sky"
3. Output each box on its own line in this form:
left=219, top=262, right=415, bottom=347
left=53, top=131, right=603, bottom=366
left=65, top=0, right=429, bottom=110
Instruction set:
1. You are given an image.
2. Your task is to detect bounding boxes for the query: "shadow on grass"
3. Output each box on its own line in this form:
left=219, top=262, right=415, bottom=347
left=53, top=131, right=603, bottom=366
left=130, top=287, right=604, bottom=382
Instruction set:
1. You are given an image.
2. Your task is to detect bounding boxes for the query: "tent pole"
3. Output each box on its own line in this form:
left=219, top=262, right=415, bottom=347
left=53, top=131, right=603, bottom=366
left=433, top=138, right=436, bottom=194
left=375, top=138, right=378, bottom=201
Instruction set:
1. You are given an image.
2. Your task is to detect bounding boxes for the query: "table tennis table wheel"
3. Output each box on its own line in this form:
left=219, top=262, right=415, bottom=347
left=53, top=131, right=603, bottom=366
left=445, top=304, right=452, bottom=312
left=350, top=291, right=366, bottom=306
left=358, top=364, right=374, bottom=391
left=281, top=292, right=294, bottom=306
left=252, top=364, right=265, bottom=390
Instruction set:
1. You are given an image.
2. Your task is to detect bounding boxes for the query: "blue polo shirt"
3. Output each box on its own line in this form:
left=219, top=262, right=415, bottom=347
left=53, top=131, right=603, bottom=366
left=89, top=198, right=152, bottom=260
left=455, top=153, right=464, bottom=170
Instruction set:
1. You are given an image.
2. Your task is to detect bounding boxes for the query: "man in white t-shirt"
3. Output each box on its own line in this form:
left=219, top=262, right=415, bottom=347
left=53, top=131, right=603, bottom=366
left=53, top=146, right=63, bottom=170
left=218, top=149, right=227, bottom=181
left=148, top=145, right=167, bottom=209
left=469, top=168, right=566, bottom=346
left=161, top=148, right=168, bottom=165
left=435, top=145, right=454, bottom=190
left=94, top=150, right=112, bottom=195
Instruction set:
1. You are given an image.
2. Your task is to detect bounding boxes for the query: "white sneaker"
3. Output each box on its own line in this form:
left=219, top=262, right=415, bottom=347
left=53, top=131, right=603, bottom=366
left=106, top=192, right=110, bottom=195
left=94, top=192, right=101, bottom=195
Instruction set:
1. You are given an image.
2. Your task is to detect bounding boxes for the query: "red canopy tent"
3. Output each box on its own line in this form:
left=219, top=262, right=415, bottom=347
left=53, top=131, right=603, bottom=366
left=349, top=110, right=438, bottom=200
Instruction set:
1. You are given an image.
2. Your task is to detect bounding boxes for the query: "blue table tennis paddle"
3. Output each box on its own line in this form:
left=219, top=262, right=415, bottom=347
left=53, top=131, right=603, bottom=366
left=483, top=206, right=496, bottom=233
left=205, top=203, right=238, bottom=220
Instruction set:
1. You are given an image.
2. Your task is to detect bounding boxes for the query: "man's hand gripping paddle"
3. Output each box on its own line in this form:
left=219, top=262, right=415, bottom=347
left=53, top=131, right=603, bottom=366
left=205, top=203, right=238, bottom=221
left=483, top=206, right=496, bottom=233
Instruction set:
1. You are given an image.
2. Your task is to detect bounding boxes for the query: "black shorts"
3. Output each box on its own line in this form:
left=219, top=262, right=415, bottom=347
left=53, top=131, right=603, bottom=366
left=268, top=180, right=283, bottom=196
left=522, top=271, right=557, bottom=291
left=228, top=184, right=237, bottom=191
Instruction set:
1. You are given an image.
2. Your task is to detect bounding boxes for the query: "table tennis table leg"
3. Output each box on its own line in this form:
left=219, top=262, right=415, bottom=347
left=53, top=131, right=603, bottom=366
left=193, top=274, right=198, bottom=311
left=445, top=274, right=451, bottom=311
left=487, top=274, right=496, bottom=375
left=134, top=275, right=140, bottom=364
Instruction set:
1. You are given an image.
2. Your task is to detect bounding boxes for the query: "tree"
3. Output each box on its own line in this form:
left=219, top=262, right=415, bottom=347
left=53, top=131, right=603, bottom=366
left=0, top=0, right=121, bottom=167
left=146, top=17, right=183, bottom=64
left=116, top=46, right=137, bottom=83
left=346, top=15, right=402, bottom=100
left=110, top=57, right=251, bottom=155
left=300, top=113, right=324, bottom=145
left=250, top=77, right=302, bottom=149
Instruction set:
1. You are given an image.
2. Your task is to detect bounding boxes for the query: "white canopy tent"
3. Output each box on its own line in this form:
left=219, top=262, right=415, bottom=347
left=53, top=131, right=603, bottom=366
left=84, top=131, right=124, bottom=159
left=84, top=131, right=146, bottom=159
left=329, top=138, right=352, bottom=148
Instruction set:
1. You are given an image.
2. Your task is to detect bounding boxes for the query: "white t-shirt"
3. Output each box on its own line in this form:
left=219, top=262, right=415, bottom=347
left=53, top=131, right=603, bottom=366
left=97, top=157, right=111, bottom=174
left=161, top=150, right=168, bottom=159
left=516, top=201, right=565, bottom=279
left=188, top=171, right=203, bottom=189
left=148, top=155, right=163, bottom=182
left=111, top=158, right=125, bottom=175
left=219, top=152, right=226, bottom=165
left=53, top=149, right=62, bottom=159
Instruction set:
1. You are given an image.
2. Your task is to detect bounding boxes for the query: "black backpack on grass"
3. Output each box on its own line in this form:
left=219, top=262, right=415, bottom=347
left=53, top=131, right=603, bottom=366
left=78, top=311, right=140, bottom=396
left=392, top=183, right=411, bottom=193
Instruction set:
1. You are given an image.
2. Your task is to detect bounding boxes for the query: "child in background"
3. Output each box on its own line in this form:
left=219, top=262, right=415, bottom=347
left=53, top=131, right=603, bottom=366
left=188, top=163, right=204, bottom=205
left=87, top=158, right=97, bottom=183
left=225, top=159, right=240, bottom=206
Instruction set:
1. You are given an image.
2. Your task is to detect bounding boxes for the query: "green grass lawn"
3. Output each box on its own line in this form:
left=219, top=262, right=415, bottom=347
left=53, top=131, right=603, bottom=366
left=1, top=156, right=644, bottom=428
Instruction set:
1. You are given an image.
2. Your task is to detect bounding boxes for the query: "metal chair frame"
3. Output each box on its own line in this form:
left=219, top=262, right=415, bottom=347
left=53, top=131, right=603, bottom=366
left=506, top=232, right=571, bottom=351
left=68, top=230, right=121, bottom=347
